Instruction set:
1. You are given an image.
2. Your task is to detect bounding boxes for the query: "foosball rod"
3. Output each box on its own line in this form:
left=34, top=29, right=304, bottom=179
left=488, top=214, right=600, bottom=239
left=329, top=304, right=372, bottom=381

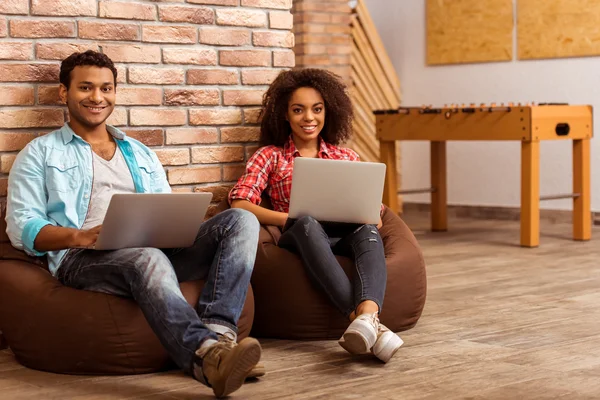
left=398, top=187, right=436, bottom=195
left=539, top=193, right=580, bottom=201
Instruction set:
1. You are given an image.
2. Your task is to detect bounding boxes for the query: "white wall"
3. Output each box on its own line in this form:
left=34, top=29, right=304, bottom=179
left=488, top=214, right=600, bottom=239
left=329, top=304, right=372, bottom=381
left=365, top=0, right=600, bottom=211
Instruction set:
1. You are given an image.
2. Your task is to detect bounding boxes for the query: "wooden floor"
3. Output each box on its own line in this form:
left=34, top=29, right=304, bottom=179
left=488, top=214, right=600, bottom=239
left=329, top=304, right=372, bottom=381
left=2, top=214, right=600, bottom=399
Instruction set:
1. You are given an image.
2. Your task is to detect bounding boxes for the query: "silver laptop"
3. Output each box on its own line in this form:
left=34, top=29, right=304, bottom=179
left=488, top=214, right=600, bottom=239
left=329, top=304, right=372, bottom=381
left=288, top=157, right=386, bottom=225
left=94, top=193, right=212, bottom=250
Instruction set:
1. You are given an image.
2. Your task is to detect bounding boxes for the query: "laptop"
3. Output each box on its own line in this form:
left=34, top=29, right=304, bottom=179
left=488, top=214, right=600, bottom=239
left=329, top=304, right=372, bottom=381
left=94, top=193, right=212, bottom=250
left=285, top=157, right=386, bottom=232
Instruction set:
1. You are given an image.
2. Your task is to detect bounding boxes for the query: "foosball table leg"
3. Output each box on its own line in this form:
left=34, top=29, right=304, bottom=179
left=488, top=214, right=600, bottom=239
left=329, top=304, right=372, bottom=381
left=380, top=139, right=399, bottom=214
left=431, top=141, right=447, bottom=231
left=521, top=140, right=540, bottom=247
left=573, top=138, right=591, bottom=241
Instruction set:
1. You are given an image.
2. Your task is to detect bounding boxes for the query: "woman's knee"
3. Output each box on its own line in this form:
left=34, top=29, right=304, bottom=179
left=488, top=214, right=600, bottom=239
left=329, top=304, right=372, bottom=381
left=346, top=226, right=385, bottom=255
left=292, top=215, right=322, bottom=233
left=296, top=215, right=318, bottom=225
left=353, top=224, right=381, bottom=240
left=280, top=216, right=328, bottom=247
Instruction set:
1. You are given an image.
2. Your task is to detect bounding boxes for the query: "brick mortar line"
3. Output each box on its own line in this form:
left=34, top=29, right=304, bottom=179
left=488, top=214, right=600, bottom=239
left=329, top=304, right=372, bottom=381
left=0, top=41, right=292, bottom=48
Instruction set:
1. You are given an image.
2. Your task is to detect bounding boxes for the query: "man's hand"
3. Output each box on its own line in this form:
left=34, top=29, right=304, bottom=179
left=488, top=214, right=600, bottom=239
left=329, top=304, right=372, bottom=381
left=377, top=217, right=383, bottom=230
left=73, top=225, right=102, bottom=249
left=34, top=224, right=103, bottom=252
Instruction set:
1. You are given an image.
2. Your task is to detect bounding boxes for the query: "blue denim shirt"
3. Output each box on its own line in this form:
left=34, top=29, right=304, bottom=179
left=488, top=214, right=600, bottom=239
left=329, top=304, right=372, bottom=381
left=5, top=124, right=171, bottom=275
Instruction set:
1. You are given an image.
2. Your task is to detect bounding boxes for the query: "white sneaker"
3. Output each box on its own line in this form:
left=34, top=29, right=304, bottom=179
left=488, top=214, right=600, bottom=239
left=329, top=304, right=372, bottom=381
left=338, top=312, right=379, bottom=355
left=372, top=323, right=403, bottom=363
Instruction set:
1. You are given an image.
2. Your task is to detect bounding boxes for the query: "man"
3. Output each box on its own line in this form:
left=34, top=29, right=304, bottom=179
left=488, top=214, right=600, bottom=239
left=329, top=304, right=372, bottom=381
left=5, top=50, right=262, bottom=398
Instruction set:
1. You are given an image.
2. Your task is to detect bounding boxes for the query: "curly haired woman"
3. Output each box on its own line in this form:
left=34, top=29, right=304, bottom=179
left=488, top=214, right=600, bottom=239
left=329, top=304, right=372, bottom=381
left=228, top=68, right=403, bottom=363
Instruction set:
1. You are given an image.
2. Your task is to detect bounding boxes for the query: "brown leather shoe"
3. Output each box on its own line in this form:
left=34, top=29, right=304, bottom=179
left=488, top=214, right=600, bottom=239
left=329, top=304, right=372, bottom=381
left=217, top=333, right=266, bottom=380
left=194, top=337, right=261, bottom=398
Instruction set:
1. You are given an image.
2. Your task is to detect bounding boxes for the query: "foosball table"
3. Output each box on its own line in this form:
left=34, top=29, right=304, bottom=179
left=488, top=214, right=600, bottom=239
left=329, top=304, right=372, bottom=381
left=375, top=103, right=593, bottom=247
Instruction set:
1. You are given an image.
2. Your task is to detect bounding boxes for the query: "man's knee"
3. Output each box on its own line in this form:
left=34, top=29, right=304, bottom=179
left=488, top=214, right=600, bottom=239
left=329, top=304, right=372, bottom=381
left=116, top=248, right=173, bottom=276
left=224, top=208, right=260, bottom=235
left=115, top=247, right=167, bottom=263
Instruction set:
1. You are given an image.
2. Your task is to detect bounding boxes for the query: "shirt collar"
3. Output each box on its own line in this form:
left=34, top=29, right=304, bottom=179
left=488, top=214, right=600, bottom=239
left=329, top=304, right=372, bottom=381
left=283, top=135, right=331, bottom=160
left=318, top=137, right=331, bottom=158
left=61, top=123, right=126, bottom=144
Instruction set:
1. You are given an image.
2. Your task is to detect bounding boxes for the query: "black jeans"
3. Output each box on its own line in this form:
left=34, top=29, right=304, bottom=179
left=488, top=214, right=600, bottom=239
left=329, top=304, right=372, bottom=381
left=278, top=216, right=387, bottom=318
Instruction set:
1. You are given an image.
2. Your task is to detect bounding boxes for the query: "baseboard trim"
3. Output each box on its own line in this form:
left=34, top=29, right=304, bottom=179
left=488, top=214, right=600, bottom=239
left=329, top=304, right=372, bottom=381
left=402, top=202, right=599, bottom=225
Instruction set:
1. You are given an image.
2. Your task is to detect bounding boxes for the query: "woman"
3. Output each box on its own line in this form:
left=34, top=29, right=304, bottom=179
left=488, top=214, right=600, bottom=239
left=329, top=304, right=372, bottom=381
left=228, top=68, right=403, bottom=363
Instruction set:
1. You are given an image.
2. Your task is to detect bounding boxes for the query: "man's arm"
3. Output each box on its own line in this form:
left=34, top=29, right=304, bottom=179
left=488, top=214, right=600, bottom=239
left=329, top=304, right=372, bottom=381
left=6, top=144, right=102, bottom=254
left=6, top=143, right=53, bottom=256
left=33, top=224, right=102, bottom=251
left=6, top=143, right=101, bottom=254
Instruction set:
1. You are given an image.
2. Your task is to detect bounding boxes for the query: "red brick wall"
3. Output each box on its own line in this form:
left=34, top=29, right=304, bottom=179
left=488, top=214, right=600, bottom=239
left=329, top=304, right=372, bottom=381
left=0, top=0, right=294, bottom=213
left=291, top=0, right=351, bottom=83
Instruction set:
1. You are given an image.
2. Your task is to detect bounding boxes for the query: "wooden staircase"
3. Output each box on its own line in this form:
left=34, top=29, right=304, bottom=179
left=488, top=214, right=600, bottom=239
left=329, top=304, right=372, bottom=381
left=348, top=0, right=402, bottom=208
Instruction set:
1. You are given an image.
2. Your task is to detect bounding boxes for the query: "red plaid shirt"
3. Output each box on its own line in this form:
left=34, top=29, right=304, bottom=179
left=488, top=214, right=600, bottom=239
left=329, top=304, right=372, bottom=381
left=229, top=136, right=366, bottom=213
left=229, top=136, right=384, bottom=213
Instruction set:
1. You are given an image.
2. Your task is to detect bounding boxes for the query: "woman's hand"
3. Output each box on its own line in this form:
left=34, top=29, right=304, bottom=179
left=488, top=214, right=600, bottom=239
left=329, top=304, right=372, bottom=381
left=377, top=217, right=383, bottom=230
left=279, top=213, right=289, bottom=229
left=231, top=199, right=290, bottom=229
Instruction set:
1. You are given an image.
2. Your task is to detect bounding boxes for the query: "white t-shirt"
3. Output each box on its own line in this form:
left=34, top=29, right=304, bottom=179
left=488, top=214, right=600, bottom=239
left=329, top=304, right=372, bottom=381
left=81, top=148, right=135, bottom=230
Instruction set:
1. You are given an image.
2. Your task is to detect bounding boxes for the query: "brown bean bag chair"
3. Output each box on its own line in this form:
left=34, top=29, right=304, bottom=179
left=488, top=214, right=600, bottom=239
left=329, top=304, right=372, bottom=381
left=250, top=205, right=427, bottom=339
left=0, top=203, right=254, bottom=375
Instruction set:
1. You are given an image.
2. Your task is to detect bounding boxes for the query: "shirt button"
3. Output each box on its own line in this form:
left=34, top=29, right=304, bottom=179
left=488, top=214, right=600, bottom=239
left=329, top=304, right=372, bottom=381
left=84, top=194, right=89, bottom=199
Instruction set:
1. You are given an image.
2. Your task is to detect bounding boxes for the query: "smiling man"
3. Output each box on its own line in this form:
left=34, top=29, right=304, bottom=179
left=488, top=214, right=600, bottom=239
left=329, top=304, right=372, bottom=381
left=5, top=50, right=263, bottom=398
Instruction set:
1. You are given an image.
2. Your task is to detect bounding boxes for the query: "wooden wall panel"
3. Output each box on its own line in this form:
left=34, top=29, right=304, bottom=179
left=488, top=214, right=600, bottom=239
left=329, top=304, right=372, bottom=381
left=518, top=0, right=600, bottom=60
left=350, top=0, right=403, bottom=209
left=426, top=0, right=513, bottom=65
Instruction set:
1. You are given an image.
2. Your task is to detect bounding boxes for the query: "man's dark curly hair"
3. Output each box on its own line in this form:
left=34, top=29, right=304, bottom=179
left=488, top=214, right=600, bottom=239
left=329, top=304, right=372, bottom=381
left=60, top=50, right=118, bottom=89
left=259, top=68, right=354, bottom=147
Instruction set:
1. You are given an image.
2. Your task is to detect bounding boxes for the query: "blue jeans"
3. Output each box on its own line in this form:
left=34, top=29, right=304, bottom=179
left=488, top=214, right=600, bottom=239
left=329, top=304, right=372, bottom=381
left=56, top=208, right=260, bottom=375
left=278, top=216, right=387, bottom=318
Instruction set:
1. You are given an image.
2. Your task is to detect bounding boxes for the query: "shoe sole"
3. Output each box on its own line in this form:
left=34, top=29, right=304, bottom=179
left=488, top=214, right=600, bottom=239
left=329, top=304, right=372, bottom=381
left=339, top=329, right=375, bottom=354
left=214, top=338, right=262, bottom=398
left=373, top=334, right=403, bottom=363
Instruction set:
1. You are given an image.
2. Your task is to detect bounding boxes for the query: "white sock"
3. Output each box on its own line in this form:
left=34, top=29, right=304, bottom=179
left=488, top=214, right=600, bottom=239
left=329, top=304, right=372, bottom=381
left=206, top=323, right=237, bottom=342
